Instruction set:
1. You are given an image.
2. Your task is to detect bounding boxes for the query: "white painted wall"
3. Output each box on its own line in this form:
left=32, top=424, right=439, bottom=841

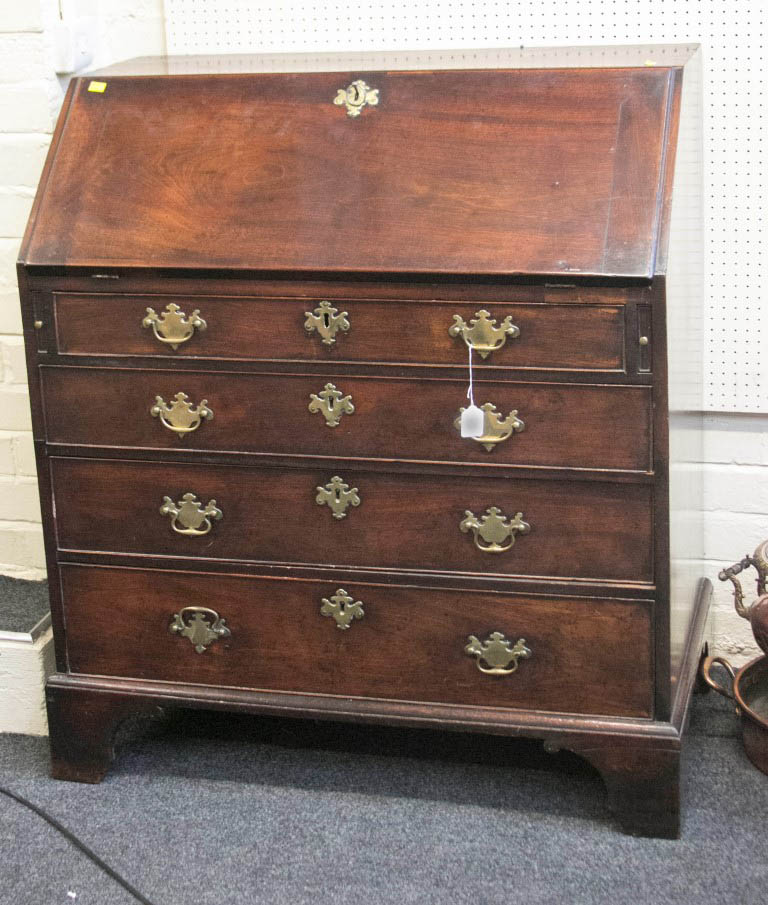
left=0, top=0, right=53, bottom=582
left=0, top=1, right=164, bottom=580
left=0, top=1, right=764, bottom=735
left=703, top=415, right=768, bottom=663
left=0, top=0, right=165, bottom=734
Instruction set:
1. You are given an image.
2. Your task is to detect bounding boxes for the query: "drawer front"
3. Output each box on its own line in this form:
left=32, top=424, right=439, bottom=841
left=52, top=459, right=653, bottom=583
left=41, top=367, right=651, bottom=472
left=60, top=564, right=653, bottom=718
left=53, top=294, right=626, bottom=372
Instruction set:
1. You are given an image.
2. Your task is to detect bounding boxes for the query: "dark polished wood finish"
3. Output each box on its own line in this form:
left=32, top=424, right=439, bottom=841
left=51, top=457, right=653, bottom=582
left=24, top=69, right=673, bottom=278
left=20, top=48, right=708, bottom=837
left=41, top=367, right=651, bottom=471
left=60, top=564, right=653, bottom=717
left=53, top=293, right=627, bottom=372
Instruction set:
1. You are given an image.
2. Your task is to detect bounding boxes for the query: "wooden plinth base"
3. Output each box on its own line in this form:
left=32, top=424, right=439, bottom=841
left=46, top=581, right=711, bottom=838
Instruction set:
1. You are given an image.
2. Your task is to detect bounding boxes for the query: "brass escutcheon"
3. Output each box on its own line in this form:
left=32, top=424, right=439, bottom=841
left=304, top=301, right=350, bottom=345
left=160, top=493, right=222, bottom=536
left=316, top=475, right=360, bottom=519
left=465, top=632, right=532, bottom=675
left=333, top=79, right=379, bottom=117
left=460, top=506, right=530, bottom=554
left=142, top=303, right=206, bottom=349
left=151, top=392, right=213, bottom=437
left=320, top=588, right=365, bottom=630
left=454, top=403, right=525, bottom=452
left=169, top=606, right=230, bottom=654
left=449, top=309, right=520, bottom=359
left=308, top=383, right=355, bottom=427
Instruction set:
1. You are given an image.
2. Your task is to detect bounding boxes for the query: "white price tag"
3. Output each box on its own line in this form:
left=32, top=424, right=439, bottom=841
left=460, top=404, right=484, bottom=437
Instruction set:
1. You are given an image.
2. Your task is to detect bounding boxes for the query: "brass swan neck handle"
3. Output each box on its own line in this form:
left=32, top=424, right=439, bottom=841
left=151, top=392, right=213, bottom=436
left=460, top=507, right=530, bottom=553
left=142, top=303, right=206, bottom=349
left=449, top=309, right=520, bottom=359
left=465, top=632, right=532, bottom=675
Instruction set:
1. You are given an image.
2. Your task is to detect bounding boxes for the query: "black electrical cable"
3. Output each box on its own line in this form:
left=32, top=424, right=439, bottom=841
left=0, top=785, right=159, bottom=905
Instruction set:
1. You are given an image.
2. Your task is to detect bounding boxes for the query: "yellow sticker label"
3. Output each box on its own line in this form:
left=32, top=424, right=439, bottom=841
left=87, top=80, right=107, bottom=93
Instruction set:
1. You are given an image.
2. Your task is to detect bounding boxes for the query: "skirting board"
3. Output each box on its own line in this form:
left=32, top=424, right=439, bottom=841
left=0, top=627, right=55, bottom=736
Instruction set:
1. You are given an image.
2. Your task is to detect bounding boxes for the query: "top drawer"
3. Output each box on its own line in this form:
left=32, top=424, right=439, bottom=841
left=52, top=293, right=626, bottom=372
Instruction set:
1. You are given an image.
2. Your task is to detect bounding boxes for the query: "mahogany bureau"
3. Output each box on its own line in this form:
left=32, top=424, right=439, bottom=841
left=18, top=46, right=709, bottom=838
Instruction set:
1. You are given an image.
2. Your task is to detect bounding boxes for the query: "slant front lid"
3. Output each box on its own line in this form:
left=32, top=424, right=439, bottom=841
left=22, top=67, right=676, bottom=277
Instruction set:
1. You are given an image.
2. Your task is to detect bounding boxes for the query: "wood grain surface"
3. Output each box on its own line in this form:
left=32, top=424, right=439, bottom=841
left=60, top=563, right=653, bottom=717
left=22, top=68, right=672, bottom=277
left=53, top=293, right=627, bottom=372
left=40, top=367, right=651, bottom=471
left=51, top=457, right=654, bottom=582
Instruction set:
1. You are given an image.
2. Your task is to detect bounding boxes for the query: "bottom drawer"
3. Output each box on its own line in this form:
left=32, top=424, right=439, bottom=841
left=60, top=565, right=653, bottom=718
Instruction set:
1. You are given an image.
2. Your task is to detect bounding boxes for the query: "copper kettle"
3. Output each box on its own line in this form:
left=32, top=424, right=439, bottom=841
left=719, top=539, right=768, bottom=654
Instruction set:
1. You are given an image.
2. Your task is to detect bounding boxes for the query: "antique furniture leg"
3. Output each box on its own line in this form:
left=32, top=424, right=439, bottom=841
left=46, top=676, right=160, bottom=783
left=694, top=643, right=712, bottom=694
left=571, top=738, right=681, bottom=838
left=564, top=585, right=710, bottom=838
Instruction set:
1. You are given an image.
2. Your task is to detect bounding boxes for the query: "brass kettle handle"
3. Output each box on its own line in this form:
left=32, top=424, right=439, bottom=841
left=460, top=507, right=530, bottom=553
left=142, top=303, right=206, bottom=349
left=151, top=392, right=213, bottom=436
left=448, top=309, right=520, bottom=359
left=700, top=655, right=737, bottom=699
left=160, top=493, right=222, bottom=536
left=465, top=632, right=532, bottom=675
left=169, top=606, right=230, bottom=654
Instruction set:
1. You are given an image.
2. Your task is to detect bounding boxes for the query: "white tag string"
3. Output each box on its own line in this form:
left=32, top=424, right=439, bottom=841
left=460, top=343, right=484, bottom=438
left=467, top=343, right=475, bottom=407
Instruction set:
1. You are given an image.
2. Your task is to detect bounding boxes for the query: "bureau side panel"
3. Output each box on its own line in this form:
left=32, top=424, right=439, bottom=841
left=656, top=52, right=706, bottom=707
left=15, top=266, right=69, bottom=670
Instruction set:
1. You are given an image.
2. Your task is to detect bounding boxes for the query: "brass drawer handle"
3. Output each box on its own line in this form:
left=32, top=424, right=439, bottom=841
left=316, top=475, right=360, bottom=519
left=465, top=632, right=531, bottom=675
left=304, top=301, right=350, bottom=345
left=142, top=303, right=206, bottom=349
left=151, top=392, right=213, bottom=436
left=320, top=588, right=365, bottom=629
left=448, top=309, right=520, bottom=359
left=169, top=606, right=230, bottom=654
left=454, top=403, right=524, bottom=452
left=308, top=382, right=355, bottom=427
left=160, top=493, right=222, bottom=536
left=460, top=507, right=530, bottom=553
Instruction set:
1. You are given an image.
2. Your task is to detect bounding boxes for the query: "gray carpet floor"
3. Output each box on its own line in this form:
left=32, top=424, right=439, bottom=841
left=0, top=689, right=766, bottom=905
left=0, top=576, right=48, bottom=633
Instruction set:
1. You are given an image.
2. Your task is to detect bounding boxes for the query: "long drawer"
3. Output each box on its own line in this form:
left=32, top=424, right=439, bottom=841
left=41, top=367, right=652, bottom=471
left=52, top=294, right=626, bottom=372
left=51, top=458, right=653, bottom=583
left=60, top=564, right=653, bottom=718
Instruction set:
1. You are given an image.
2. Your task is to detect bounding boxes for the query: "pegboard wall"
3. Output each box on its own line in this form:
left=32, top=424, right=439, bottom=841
left=165, top=1, right=766, bottom=412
